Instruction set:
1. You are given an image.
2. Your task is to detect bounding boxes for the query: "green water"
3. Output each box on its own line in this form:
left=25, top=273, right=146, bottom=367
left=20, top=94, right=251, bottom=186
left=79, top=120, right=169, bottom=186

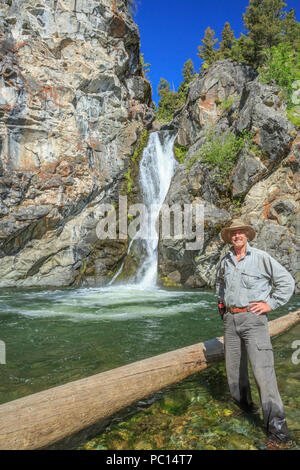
left=80, top=323, right=300, bottom=451
left=0, top=285, right=299, bottom=449
left=0, top=284, right=231, bottom=404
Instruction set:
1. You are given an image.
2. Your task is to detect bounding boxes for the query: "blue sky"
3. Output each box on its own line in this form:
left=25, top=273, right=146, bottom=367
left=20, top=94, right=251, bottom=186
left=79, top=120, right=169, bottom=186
left=133, top=0, right=300, bottom=104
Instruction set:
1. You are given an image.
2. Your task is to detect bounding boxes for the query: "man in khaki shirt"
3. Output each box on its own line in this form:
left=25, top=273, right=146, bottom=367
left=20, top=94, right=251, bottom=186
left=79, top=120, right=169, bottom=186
left=216, top=219, right=295, bottom=446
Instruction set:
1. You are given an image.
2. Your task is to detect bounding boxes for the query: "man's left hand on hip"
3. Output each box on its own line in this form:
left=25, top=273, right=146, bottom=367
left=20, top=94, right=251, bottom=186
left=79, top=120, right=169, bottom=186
left=249, top=301, right=272, bottom=315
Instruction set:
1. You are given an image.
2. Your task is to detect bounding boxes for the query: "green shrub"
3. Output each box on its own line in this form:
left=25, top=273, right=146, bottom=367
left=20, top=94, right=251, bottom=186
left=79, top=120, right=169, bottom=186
left=287, top=107, right=300, bottom=128
left=258, top=42, right=300, bottom=109
left=220, top=96, right=237, bottom=112
left=173, top=142, right=188, bottom=163
left=194, top=131, right=245, bottom=177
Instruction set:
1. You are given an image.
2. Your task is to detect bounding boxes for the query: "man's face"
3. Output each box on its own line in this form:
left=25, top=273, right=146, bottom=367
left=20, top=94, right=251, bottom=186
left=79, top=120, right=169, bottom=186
left=230, top=229, right=248, bottom=249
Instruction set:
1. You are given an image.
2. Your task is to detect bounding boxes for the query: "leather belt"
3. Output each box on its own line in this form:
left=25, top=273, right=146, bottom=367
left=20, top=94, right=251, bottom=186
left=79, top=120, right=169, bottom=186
left=227, top=306, right=249, bottom=314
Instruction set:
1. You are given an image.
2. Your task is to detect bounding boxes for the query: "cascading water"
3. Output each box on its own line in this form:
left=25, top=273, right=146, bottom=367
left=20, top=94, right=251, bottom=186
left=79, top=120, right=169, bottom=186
left=135, top=130, right=177, bottom=287
left=109, top=130, right=177, bottom=287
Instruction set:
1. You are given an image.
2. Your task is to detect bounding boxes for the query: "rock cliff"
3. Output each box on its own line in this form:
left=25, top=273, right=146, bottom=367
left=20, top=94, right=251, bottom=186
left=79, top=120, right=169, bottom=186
left=158, top=60, right=299, bottom=293
left=0, top=0, right=153, bottom=287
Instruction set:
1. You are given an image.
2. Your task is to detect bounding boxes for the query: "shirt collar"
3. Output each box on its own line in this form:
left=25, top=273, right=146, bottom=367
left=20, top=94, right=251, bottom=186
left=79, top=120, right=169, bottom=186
left=229, top=242, right=252, bottom=258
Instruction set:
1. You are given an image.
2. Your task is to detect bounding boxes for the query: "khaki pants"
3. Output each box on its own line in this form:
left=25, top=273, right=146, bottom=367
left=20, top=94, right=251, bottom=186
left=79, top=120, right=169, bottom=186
left=223, top=310, right=290, bottom=441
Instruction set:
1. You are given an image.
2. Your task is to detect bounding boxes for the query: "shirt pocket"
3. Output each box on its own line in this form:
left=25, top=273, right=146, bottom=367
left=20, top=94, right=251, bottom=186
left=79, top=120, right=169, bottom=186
left=241, top=271, right=262, bottom=289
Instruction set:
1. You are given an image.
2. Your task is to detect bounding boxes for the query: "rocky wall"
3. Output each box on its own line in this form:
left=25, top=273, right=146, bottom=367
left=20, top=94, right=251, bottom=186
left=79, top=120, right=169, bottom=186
left=0, top=0, right=154, bottom=287
left=158, top=60, right=299, bottom=294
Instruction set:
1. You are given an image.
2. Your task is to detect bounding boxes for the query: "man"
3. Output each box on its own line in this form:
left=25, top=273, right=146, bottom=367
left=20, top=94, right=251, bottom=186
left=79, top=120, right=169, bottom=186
left=216, top=219, right=295, bottom=446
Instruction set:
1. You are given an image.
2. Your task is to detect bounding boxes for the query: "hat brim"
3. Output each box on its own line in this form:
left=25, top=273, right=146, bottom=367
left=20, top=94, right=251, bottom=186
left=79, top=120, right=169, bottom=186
left=221, top=225, right=256, bottom=244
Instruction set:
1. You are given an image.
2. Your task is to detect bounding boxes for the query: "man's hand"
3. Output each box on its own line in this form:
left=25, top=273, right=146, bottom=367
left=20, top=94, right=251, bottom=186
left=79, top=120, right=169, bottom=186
left=249, top=301, right=272, bottom=315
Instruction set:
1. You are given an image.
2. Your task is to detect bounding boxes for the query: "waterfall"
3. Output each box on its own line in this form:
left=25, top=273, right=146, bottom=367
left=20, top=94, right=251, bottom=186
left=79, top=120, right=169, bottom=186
left=110, top=130, right=177, bottom=287
left=135, top=131, right=177, bottom=287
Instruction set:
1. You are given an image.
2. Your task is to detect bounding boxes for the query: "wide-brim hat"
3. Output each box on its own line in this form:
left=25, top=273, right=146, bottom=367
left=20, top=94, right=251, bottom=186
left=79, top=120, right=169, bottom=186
left=221, top=219, right=256, bottom=244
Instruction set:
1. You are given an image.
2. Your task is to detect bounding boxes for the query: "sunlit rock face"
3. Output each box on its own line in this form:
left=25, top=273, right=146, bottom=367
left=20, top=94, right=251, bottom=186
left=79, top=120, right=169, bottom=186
left=158, top=60, right=299, bottom=293
left=0, top=0, right=154, bottom=287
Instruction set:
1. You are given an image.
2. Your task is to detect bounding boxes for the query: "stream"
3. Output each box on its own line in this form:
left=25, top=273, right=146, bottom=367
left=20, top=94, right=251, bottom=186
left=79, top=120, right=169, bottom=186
left=0, top=130, right=299, bottom=450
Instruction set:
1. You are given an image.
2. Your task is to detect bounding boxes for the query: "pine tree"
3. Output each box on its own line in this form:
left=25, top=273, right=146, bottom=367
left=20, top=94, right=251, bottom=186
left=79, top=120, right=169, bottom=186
left=157, top=78, right=170, bottom=97
left=197, top=27, right=218, bottom=67
left=182, top=59, right=196, bottom=83
left=243, top=0, right=287, bottom=66
left=178, top=59, right=196, bottom=96
left=282, top=9, right=300, bottom=49
left=231, top=33, right=256, bottom=64
left=156, top=78, right=185, bottom=122
left=218, top=22, right=235, bottom=59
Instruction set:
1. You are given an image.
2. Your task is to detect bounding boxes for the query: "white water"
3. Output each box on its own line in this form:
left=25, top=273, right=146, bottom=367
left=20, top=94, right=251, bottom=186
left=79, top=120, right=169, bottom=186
left=110, top=131, right=177, bottom=287
left=136, top=131, right=177, bottom=287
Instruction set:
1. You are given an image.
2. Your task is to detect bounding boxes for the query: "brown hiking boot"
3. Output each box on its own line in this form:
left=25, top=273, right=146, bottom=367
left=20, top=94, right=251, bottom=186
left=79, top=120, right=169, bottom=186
left=266, top=435, right=295, bottom=450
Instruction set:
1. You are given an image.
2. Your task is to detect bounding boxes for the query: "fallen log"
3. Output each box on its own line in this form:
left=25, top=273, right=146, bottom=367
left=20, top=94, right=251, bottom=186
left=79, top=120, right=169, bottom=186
left=0, top=309, right=299, bottom=450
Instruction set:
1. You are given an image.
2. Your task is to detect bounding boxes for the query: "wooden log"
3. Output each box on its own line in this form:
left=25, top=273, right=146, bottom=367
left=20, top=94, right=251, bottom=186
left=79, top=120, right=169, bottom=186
left=0, top=309, right=299, bottom=450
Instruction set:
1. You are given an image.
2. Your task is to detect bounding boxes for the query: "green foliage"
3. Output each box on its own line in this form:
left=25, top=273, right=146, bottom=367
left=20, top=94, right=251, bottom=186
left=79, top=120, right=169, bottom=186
left=287, top=107, right=300, bottom=127
left=80, top=260, right=87, bottom=275
left=231, top=195, right=244, bottom=215
left=182, top=59, right=196, bottom=83
left=199, top=131, right=245, bottom=177
left=217, top=22, right=235, bottom=59
left=155, top=78, right=185, bottom=122
left=139, top=53, right=151, bottom=79
left=242, top=0, right=287, bottom=67
left=173, top=142, right=188, bottom=164
left=156, top=59, right=197, bottom=122
left=230, top=34, right=253, bottom=64
left=186, top=130, right=249, bottom=177
left=197, top=26, right=218, bottom=67
left=220, top=96, right=238, bottom=112
left=185, top=154, right=200, bottom=172
left=282, top=8, right=300, bottom=49
left=124, top=167, right=133, bottom=194
left=258, top=42, right=300, bottom=108
left=158, top=274, right=182, bottom=288
left=195, top=1, right=299, bottom=71
left=132, top=129, right=149, bottom=163
left=122, top=130, right=149, bottom=197
left=178, top=59, right=197, bottom=96
left=157, top=77, right=170, bottom=96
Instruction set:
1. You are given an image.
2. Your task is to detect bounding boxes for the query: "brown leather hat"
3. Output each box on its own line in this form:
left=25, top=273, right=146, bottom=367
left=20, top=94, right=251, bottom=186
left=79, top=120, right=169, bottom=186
left=221, top=219, right=256, bottom=244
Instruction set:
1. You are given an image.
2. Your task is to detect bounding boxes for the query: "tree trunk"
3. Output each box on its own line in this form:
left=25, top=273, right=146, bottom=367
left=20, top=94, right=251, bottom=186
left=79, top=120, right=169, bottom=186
left=0, top=309, right=299, bottom=450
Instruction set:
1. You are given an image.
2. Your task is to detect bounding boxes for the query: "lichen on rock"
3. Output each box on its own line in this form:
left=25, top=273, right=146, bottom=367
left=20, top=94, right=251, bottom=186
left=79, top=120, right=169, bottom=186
left=0, top=0, right=154, bottom=287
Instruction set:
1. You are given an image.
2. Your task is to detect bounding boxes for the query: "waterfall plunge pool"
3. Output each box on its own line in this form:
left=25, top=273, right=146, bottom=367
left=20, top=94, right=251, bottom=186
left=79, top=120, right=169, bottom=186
left=0, top=284, right=299, bottom=408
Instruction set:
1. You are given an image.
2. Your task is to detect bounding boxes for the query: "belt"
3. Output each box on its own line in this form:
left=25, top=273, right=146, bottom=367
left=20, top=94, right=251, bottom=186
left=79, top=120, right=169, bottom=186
left=227, top=306, right=249, bottom=314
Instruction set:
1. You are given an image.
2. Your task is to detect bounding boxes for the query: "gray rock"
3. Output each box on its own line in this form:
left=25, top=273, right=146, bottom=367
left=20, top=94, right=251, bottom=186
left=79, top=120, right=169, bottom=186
left=0, top=0, right=154, bottom=287
left=231, top=151, right=267, bottom=197
left=158, top=59, right=299, bottom=292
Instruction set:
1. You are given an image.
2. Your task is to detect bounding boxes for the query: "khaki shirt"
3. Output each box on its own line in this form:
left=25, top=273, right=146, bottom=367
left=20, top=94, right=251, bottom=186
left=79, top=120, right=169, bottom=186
left=216, top=242, right=295, bottom=310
